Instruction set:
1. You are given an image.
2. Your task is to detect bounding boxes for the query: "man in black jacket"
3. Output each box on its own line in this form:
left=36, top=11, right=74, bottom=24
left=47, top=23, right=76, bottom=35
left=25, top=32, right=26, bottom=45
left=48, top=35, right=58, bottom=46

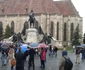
left=15, top=47, right=24, bottom=70
left=28, top=48, right=36, bottom=70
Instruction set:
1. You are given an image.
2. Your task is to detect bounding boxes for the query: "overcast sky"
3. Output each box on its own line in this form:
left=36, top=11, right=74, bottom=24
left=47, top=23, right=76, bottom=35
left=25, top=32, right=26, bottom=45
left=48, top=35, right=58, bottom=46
left=54, top=0, right=85, bottom=34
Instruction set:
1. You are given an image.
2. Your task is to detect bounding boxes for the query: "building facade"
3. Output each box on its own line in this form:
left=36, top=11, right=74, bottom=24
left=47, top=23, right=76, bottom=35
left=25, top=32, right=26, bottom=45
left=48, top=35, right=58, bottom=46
left=0, top=0, right=83, bottom=47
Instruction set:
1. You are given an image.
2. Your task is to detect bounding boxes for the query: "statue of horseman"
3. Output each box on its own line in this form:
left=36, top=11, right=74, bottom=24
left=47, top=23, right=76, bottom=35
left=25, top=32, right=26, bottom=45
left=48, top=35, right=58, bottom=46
left=28, top=10, right=35, bottom=28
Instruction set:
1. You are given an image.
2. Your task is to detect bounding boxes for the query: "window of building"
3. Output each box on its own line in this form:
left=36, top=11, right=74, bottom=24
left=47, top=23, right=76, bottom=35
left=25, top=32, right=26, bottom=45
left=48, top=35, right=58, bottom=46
left=0, top=21, right=3, bottom=40
left=22, top=21, right=29, bottom=35
left=57, top=22, right=59, bottom=40
left=35, top=20, right=38, bottom=30
left=70, top=23, right=74, bottom=41
left=63, top=23, right=67, bottom=41
left=50, top=21, right=54, bottom=37
left=11, top=21, right=14, bottom=34
left=0, top=21, right=3, bottom=30
left=0, top=21, right=3, bottom=26
left=78, top=23, right=79, bottom=28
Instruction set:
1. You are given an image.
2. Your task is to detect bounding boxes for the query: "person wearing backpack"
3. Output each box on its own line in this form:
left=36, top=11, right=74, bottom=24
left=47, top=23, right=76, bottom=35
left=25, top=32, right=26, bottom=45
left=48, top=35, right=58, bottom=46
left=59, top=50, right=73, bottom=70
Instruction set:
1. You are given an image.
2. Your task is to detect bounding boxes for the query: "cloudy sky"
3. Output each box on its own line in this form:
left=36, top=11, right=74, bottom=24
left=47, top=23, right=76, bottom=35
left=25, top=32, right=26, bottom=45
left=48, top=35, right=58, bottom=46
left=54, top=0, right=85, bottom=34
left=71, top=0, right=85, bottom=34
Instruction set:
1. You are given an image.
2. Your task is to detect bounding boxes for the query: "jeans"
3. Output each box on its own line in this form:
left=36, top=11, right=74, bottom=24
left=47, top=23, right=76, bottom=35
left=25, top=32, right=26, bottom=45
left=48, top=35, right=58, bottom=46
left=1, top=54, right=7, bottom=66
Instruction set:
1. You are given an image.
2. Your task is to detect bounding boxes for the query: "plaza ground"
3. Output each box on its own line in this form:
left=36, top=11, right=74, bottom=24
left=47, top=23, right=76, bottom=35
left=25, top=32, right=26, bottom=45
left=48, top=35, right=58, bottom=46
left=0, top=51, right=85, bottom=70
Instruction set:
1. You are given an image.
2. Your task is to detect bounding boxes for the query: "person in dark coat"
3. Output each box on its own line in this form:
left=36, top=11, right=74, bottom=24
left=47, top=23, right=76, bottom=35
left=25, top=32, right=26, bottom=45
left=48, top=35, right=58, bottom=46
left=53, top=46, right=58, bottom=57
left=15, top=47, right=24, bottom=70
left=24, top=47, right=29, bottom=61
left=28, top=48, right=36, bottom=70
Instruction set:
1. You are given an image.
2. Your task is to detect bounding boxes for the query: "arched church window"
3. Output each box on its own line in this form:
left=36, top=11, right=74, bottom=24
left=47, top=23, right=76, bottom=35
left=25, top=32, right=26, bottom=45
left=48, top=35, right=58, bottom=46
left=50, top=21, right=54, bottom=37
left=0, top=21, right=3, bottom=31
left=63, top=23, right=67, bottom=41
left=0, top=21, right=3, bottom=26
left=11, top=21, right=15, bottom=35
left=77, top=23, right=80, bottom=32
left=57, top=22, right=59, bottom=40
left=22, top=21, right=29, bottom=35
left=78, top=23, right=79, bottom=28
left=70, top=23, right=74, bottom=41
left=0, top=21, right=3, bottom=40
left=24, top=21, right=29, bottom=29
left=35, top=20, right=38, bottom=30
left=38, top=26, right=44, bottom=34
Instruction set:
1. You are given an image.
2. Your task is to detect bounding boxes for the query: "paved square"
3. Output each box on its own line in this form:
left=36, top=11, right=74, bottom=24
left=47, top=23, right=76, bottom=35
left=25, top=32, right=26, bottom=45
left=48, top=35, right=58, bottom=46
left=0, top=51, right=85, bottom=70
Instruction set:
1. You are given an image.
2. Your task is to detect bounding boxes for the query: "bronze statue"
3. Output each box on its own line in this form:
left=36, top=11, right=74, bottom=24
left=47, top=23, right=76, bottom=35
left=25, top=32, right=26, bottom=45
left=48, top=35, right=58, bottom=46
left=29, top=10, right=35, bottom=28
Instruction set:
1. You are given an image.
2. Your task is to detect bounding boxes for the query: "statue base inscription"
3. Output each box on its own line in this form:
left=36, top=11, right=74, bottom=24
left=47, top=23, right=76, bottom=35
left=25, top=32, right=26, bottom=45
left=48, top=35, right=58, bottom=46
left=26, top=28, right=38, bottom=43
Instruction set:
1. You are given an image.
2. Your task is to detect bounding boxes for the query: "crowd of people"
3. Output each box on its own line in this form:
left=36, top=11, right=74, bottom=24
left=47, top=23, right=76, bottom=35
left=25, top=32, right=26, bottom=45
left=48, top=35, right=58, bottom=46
left=0, top=41, right=59, bottom=70
left=1, top=41, right=85, bottom=70
left=75, top=47, right=85, bottom=64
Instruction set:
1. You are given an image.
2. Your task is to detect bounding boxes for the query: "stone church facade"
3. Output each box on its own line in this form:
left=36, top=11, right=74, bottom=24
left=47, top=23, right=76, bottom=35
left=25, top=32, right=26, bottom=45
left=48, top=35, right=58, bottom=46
left=0, top=0, right=83, bottom=47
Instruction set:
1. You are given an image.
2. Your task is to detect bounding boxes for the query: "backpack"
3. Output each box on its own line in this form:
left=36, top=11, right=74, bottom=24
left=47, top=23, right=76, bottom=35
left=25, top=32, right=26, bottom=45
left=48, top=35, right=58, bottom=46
left=64, top=57, right=73, bottom=70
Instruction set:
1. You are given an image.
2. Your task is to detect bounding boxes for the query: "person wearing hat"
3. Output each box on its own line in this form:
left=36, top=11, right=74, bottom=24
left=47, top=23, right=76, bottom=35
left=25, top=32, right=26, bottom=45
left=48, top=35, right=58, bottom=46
left=59, top=49, right=73, bottom=70
left=59, top=50, right=68, bottom=70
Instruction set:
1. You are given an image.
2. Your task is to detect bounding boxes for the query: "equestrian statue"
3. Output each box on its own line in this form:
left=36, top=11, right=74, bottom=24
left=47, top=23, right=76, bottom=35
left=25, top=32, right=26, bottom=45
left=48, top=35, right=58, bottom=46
left=28, top=10, right=35, bottom=28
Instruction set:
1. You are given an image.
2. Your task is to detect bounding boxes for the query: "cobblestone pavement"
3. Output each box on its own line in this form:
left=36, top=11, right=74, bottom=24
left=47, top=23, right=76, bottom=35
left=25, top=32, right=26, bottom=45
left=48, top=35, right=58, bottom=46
left=0, top=51, right=85, bottom=70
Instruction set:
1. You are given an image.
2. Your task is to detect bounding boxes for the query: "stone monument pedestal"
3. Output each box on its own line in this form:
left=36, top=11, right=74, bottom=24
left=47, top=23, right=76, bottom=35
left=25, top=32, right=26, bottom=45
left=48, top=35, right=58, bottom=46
left=26, top=28, right=38, bottom=43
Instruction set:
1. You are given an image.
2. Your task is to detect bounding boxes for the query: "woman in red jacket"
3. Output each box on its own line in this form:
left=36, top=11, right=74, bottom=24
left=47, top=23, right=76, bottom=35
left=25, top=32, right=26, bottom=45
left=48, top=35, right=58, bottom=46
left=40, top=48, right=46, bottom=68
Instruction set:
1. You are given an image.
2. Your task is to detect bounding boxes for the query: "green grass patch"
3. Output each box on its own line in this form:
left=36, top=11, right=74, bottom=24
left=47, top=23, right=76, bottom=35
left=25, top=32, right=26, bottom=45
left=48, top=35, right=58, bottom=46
left=66, top=46, right=72, bottom=51
left=58, top=46, right=73, bottom=51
